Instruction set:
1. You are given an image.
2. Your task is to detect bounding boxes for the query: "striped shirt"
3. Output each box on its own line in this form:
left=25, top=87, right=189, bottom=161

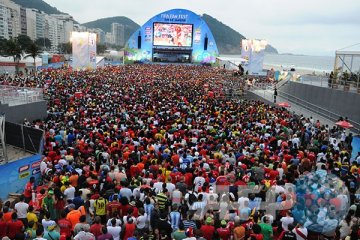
left=183, top=220, right=197, bottom=231
left=156, top=193, right=168, bottom=210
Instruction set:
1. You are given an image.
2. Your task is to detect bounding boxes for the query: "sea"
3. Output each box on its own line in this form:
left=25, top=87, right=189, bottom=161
left=221, top=54, right=335, bottom=74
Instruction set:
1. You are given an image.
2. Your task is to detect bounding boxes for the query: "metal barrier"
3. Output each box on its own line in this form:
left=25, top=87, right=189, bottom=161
left=277, top=90, right=360, bottom=133
left=0, top=85, right=44, bottom=106
left=5, top=122, right=44, bottom=154
left=248, top=84, right=360, bottom=133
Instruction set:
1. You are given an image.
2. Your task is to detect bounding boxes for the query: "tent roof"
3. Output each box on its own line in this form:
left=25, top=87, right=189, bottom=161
left=336, top=43, right=360, bottom=55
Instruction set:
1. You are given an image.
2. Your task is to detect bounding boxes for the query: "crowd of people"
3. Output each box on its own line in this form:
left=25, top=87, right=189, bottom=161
left=0, top=64, right=359, bottom=240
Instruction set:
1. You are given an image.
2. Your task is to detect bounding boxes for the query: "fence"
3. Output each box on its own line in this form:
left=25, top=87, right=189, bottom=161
left=0, top=85, right=44, bottom=106
left=5, top=122, right=44, bottom=154
left=277, top=90, right=360, bottom=134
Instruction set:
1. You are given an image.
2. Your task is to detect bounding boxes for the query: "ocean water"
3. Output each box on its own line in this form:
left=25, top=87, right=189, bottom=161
left=221, top=54, right=335, bottom=73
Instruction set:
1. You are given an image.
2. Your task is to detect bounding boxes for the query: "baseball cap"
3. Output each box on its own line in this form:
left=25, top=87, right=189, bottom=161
left=206, top=217, right=213, bottom=224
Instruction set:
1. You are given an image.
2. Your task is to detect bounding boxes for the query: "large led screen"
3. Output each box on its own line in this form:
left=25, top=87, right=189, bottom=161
left=153, top=23, right=193, bottom=47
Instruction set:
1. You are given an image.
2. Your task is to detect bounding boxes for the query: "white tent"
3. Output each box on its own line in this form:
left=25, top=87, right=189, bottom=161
left=334, top=43, right=360, bottom=89
left=216, top=56, right=247, bottom=70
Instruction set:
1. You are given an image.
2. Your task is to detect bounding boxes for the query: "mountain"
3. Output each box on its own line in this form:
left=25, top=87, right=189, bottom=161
left=12, top=0, right=64, bottom=14
left=12, top=0, right=278, bottom=54
left=202, top=14, right=278, bottom=54
left=83, top=17, right=140, bottom=43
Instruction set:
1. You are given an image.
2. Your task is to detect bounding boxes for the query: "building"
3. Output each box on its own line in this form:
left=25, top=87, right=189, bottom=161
left=0, top=0, right=75, bottom=53
left=111, top=22, right=124, bottom=46
left=19, top=7, right=26, bottom=35
left=25, top=8, right=37, bottom=40
left=0, top=0, right=21, bottom=39
left=105, top=32, right=114, bottom=45
left=44, top=14, right=58, bottom=52
left=51, top=14, right=73, bottom=44
left=88, top=28, right=105, bottom=44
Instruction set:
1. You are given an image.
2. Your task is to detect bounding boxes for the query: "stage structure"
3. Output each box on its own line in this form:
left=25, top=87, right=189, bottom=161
left=125, top=9, right=219, bottom=64
left=71, top=32, right=97, bottom=70
left=241, top=39, right=268, bottom=74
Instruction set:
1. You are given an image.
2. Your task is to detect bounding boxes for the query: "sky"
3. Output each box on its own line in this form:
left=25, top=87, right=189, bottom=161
left=44, top=0, right=360, bottom=56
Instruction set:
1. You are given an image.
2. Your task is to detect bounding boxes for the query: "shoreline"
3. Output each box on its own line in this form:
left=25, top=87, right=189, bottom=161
left=263, top=63, right=331, bottom=76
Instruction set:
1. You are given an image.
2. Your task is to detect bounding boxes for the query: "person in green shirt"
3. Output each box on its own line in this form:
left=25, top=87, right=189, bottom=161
left=42, top=190, right=56, bottom=220
left=172, top=222, right=187, bottom=240
left=258, top=216, right=273, bottom=240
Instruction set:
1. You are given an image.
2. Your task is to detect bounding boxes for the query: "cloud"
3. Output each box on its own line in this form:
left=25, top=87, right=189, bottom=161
left=43, top=0, right=360, bottom=56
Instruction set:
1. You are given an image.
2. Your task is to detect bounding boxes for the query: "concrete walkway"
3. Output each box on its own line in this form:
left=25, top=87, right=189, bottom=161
left=249, top=88, right=341, bottom=130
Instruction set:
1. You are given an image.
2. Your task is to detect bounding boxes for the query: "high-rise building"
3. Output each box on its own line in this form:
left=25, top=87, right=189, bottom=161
left=88, top=28, right=105, bottom=44
left=0, top=0, right=20, bottom=39
left=19, top=7, right=26, bottom=35
left=105, top=32, right=114, bottom=45
left=51, top=14, right=73, bottom=44
left=25, top=8, right=37, bottom=40
left=45, top=14, right=58, bottom=52
left=111, top=22, right=124, bottom=46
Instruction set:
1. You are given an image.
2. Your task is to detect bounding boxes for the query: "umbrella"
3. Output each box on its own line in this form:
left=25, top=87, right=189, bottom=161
left=335, top=120, right=353, bottom=129
left=277, top=102, right=291, bottom=108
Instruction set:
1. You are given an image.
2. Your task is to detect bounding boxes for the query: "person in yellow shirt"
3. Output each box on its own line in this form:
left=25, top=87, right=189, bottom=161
left=26, top=205, right=38, bottom=230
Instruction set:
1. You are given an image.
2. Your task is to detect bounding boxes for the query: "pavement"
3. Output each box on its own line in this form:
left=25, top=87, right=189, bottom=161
left=249, top=87, right=345, bottom=131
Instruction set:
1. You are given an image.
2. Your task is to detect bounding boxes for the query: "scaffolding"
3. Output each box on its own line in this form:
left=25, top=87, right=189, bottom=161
left=0, top=114, right=7, bottom=164
left=332, top=43, right=360, bottom=92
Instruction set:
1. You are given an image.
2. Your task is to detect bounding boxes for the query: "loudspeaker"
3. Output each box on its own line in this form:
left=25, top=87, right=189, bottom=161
left=204, top=37, right=208, bottom=50
left=137, top=35, right=141, bottom=49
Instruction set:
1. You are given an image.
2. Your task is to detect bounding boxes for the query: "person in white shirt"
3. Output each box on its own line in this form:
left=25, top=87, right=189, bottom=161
left=153, top=179, right=164, bottom=194
left=107, top=218, right=122, bottom=240
left=193, top=174, right=205, bottom=192
left=63, top=183, right=75, bottom=201
left=14, top=195, right=29, bottom=221
left=280, top=212, right=294, bottom=231
left=41, top=212, right=56, bottom=235
left=106, top=217, right=122, bottom=226
left=191, top=194, right=207, bottom=219
left=136, top=208, right=147, bottom=230
left=79, top=188, right=91, bottom=200
left=292, top=223, right=308, bottom=240
left=166, top=179, right=176, bottom=194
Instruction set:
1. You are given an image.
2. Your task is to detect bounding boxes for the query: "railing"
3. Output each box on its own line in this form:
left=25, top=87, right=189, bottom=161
left=0, top=85, right=44, bottom=106
left=248, top=84, right=360, bottom=133
left=278, top=90, right=360, bottom=133
left=299, top=75, right=360, bottom=93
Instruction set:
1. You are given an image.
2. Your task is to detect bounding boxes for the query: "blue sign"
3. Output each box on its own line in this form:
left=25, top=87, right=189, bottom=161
left=0, top=154, right=42, bottom=199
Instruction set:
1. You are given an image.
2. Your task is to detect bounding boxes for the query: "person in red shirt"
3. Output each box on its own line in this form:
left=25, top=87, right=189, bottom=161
left=3, top=205, right=13, bottom=223
left=249, top=224, right=264, bottom=240
left=0, top=212, right=7, bottom=238
left=90, top=216, right=103, bottom=239
left=58, top=211, right=72, bottom=239
left=106, top=195, right=122, bottom=217
left=200, top=217, right=215, bottom=240
left=269, top=166, right=279, bottom=180
left=23, top=176, right=35, bottom=203
left=7, top=212, right=24, bottom=239
left=217, top=220, right=231, bottom=240
left=123, top=217, right=136, bottom=240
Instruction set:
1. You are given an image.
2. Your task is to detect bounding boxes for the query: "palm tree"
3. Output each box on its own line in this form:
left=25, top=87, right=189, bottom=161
left=3, top=38, right=23, bottom=74
left=24, top=42, right=42, bottom=74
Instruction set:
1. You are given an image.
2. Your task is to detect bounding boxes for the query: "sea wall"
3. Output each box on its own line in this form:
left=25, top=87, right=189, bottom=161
left=279, top=81, right=360, bottom=126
